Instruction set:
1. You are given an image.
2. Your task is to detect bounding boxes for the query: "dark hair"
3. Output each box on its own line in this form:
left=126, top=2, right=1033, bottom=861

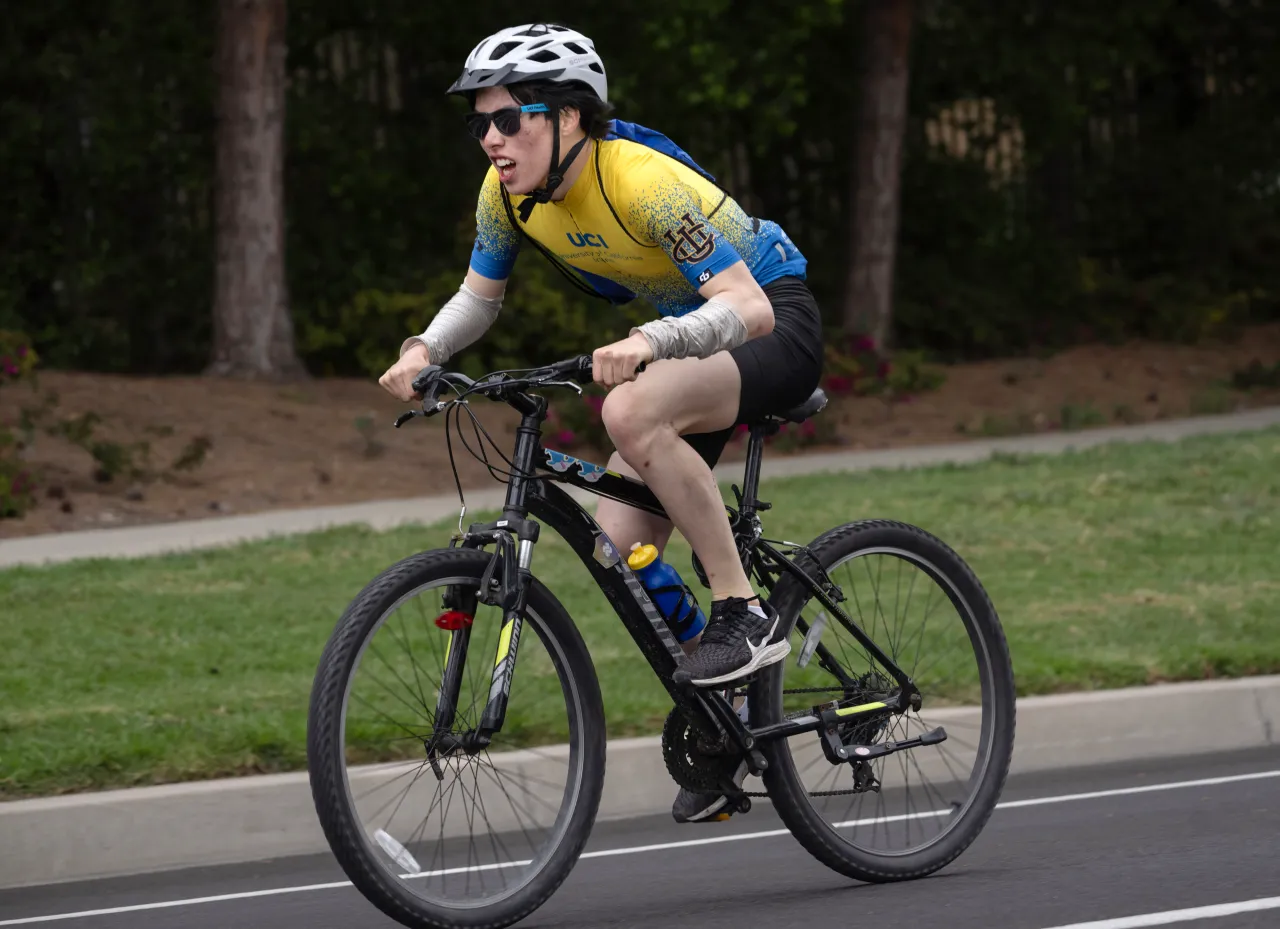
left=468, top=79, right=615, bottom=140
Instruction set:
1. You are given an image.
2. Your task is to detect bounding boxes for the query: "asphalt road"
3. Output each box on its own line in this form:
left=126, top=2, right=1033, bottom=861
left=2, top=748, right=1278, bottom=929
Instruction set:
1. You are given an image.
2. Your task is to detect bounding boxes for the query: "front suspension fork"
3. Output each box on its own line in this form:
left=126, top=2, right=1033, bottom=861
left=431, top=524, right=536, bottom=757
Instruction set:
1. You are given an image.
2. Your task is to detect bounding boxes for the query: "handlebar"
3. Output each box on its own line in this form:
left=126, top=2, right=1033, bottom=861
left=404, top=353, right=646, bottom=422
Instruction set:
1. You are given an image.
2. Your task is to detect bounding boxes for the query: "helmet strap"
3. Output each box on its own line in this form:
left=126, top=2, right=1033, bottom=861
left=516, top=105, right=590, bottom=222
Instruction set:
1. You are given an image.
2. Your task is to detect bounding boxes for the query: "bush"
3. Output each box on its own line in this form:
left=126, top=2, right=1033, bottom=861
left=820, top=332, right=947, bottom=401
left=545, top=389, right=611, bottom=457
left=1231, top=360, right=1280, bottom=391
left=0, top=330, right=216, bottom=520
left=309, top=259, right=652, bottom=383
left=0, top=331, right=41, bottom=517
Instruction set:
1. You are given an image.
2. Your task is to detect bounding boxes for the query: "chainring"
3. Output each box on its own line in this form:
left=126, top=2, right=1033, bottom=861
left=661, top=707, right=744, bottom=793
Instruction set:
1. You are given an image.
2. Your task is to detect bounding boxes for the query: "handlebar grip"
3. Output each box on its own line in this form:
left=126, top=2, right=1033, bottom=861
left=568, top=356, right=644, bottom=384
left=411, top=364, right=445, bottom=398
left=550, top=354, right=647, bottom=386
left=572, top=354, right=594, bottom=384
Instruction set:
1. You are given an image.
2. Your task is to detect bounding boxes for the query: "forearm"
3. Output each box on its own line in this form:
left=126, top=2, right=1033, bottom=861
left=630, top=295, right=755, bottom=362
left=400, top=277, right=503, bottom=364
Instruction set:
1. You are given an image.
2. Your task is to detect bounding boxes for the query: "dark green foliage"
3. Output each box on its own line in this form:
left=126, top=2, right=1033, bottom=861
left=3, top=0, right=1277, bottom=375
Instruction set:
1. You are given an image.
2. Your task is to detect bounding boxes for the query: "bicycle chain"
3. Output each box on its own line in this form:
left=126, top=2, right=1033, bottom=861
left=742, top=787, right=864, bottom=797
left=743, top=690, right=893, bottom=798
left=782, top=686, right=870, bottom=694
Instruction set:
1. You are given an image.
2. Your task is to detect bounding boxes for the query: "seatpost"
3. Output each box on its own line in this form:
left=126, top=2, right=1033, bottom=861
left=737, top=425, right=770, bottom=519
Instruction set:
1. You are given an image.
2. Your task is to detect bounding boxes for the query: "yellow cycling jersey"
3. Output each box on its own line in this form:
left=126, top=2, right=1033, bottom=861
left=467, top=129, right=807, bottom=317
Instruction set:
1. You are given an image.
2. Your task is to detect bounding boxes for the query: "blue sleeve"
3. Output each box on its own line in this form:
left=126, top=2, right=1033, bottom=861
left=629, top=173, right=743, bottom=290
left=468, top=168, right=520, bottom=280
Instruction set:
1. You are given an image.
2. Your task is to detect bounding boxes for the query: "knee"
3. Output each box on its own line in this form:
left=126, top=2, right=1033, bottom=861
left=601, top=385, right=663, bottom=461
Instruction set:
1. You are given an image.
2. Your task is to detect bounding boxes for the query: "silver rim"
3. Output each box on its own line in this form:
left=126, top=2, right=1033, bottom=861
left=337, top=575, right=585, bottom=908
left=773, top=544, right=998, bottom=857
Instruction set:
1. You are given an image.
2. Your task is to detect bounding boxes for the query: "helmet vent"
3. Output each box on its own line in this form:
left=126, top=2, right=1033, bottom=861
left=564, top=42, right=587, bottom=54
left=589, top=62, right=604, bottom=73
left=492, top=41, right=520, bottom=57
left=529, top=50, right=559, bottom=63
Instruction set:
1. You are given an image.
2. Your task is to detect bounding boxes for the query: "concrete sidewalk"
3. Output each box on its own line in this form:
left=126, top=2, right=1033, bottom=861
left=3, top=406, right=1278, bottom=569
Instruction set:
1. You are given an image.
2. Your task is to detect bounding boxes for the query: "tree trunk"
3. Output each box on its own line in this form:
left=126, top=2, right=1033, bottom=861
left=842, top=0, right=915, bottom=352
left=208, top=0, right=305, bottom=380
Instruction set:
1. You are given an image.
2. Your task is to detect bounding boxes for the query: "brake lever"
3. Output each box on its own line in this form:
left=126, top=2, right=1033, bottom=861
left=394, top=399, right=450, bottom=429
left=537, top=378, right=584, bottom=395
left=394, top=397, right=452, bottom=428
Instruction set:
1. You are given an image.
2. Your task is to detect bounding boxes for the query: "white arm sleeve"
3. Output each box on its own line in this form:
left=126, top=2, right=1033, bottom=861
left=630, top=296, right=748, bottom=361
left=399, top=281, right=503, bottom=365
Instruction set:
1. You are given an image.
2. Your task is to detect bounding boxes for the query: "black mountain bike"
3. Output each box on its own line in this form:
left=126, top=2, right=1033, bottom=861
left=307, top=354, right=1016, bottom=929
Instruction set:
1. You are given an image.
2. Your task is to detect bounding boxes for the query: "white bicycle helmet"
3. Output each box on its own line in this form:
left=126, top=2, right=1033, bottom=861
left=448, top=23, right=608, bottom=102
left=449, top=24, right=609, bottom=219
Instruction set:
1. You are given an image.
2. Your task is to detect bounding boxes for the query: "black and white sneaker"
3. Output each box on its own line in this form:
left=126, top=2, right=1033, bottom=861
left=672, top=597, right=790, bottom=688
left=671, top=760, right=748, bottom=823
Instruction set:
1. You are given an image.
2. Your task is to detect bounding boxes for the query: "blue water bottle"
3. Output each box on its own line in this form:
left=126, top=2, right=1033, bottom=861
left=626, top=542, right=708, bottom=643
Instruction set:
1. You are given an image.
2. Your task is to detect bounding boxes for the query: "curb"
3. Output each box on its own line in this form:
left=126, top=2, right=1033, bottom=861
left=3, top=674, right=1277, bottom=890
left=3, top=407, right=1279, bottom=569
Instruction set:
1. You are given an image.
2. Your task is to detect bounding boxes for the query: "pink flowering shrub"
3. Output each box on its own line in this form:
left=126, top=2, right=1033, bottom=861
left=545, top=388, right=612, bottom=453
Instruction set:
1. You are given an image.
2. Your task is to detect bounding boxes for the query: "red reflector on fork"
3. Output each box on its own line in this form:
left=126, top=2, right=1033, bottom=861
left=434, top=610, right=474, bottom=630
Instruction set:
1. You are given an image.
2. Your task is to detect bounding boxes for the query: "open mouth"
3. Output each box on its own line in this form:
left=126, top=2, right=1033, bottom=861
left=493, top=157, right=516, bottom=183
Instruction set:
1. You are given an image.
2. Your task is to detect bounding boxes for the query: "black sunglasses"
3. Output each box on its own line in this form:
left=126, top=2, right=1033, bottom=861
left=464, top=103, right=550, bottom=140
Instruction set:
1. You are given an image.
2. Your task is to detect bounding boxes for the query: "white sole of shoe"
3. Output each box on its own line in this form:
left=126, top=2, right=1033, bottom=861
left=690, top=639, right=792, bottom=687
left=676, top=759, right=750, bottom=822
left=681, top=794, right=730, bottom=822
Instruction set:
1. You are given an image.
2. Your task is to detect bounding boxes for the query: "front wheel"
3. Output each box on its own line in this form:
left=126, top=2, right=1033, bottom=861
left=752, top=519, right=1016, bottom=883
left=307, top=548, right=606, bottom=929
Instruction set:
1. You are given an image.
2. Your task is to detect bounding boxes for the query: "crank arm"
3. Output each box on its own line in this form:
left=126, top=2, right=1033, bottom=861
left=696, top=689, right=769, bottom=776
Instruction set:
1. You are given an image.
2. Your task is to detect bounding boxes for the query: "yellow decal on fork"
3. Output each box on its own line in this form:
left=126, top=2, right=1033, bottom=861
left=835, top=701, right=888, bottom=717
left=495, top=620, right=514, bottom=667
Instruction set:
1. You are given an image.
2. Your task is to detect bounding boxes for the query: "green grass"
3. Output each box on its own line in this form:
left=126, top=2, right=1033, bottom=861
left=3, top=427, right=1280, bottom=799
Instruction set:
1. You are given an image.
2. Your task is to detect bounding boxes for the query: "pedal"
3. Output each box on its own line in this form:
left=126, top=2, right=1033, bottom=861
left=719, top=784, right=753, bottom=815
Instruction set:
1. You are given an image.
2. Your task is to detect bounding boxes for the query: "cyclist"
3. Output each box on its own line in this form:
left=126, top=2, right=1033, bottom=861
left=379, top=23, right=825, bottom=823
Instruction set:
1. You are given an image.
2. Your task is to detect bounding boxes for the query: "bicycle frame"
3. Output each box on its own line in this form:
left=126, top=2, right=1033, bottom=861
left=437, top=387, right=917, bottom=768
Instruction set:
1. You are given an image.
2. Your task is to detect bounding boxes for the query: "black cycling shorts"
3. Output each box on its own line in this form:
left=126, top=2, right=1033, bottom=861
left=681, top=275, right=825, bottom=469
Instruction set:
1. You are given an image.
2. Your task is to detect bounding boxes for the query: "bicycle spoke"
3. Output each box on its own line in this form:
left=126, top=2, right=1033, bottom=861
left=775, top=536, right=1004, bottom=863
left=332, top=573, right=583, bottom=911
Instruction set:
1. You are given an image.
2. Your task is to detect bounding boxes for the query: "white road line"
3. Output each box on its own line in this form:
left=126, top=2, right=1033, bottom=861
left=1038, top=895, right=1280, bottom=928
left=0, top=883, right=353, bottom=926
left=2, top=768, right=1277, bottom=927
left=996, top=768, right=1280, bottom=810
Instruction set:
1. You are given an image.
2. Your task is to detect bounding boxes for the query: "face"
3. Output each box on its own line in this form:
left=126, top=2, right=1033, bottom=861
left=472, top=86, right=579, bottom=195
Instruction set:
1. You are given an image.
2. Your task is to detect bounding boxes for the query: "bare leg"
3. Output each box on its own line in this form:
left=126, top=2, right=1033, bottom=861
left=593, top=452, right=676, bottom=561
left=600, top=352, right=756, bottom=604
left=594, top=454, right=708, bottom=654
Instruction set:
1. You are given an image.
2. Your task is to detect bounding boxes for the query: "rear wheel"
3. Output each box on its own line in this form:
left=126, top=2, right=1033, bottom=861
left=753, top=519, right=1015, bottom=883
left=307, top=548, right=606, bottom=929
